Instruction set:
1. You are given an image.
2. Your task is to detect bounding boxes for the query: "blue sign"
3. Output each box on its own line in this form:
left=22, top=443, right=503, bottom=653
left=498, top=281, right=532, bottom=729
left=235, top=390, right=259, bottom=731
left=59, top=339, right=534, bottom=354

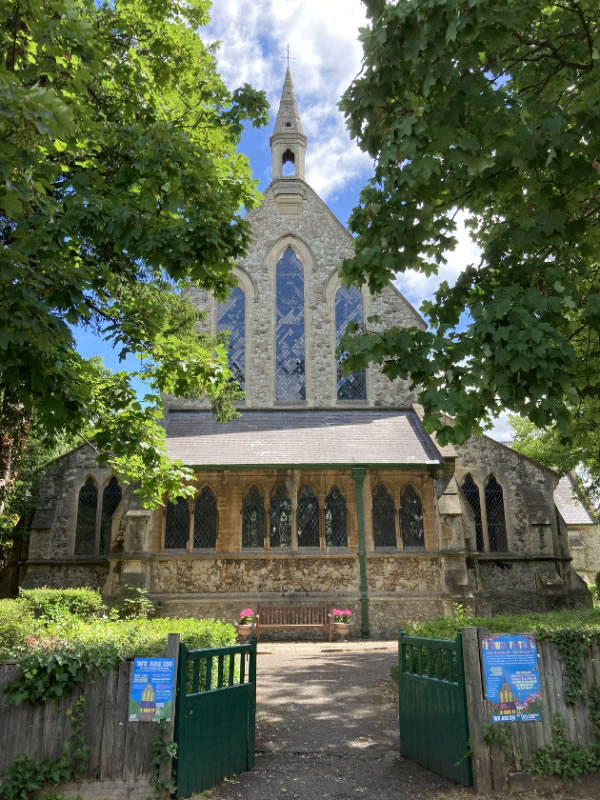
left=481, top=634, right=542, bottom=723
left=129, top=657, right=176, bottom=722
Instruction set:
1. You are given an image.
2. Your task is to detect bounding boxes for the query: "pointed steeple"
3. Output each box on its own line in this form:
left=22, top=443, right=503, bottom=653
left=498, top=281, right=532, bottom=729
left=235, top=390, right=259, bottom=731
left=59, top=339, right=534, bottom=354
left=270, top=68, right=307, bottom=182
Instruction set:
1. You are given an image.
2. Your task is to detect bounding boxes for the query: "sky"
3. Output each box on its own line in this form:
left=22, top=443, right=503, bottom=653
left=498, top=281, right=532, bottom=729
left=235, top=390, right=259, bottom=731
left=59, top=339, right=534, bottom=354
left=77, top=0, right=512, bottom=441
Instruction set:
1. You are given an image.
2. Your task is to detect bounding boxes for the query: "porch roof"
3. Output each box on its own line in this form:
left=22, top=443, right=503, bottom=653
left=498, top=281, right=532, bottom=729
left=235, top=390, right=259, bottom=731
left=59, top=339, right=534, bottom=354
left=164, top=410, right=443, bottom=469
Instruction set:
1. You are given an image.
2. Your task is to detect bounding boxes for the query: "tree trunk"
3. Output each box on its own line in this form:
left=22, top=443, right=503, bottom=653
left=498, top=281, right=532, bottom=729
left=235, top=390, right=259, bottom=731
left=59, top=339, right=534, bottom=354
left=0, top=389, right=29, bottom=520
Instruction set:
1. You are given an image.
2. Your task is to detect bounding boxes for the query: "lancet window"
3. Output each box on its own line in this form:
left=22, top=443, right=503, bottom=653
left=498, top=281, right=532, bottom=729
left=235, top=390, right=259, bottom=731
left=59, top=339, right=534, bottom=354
left=276, top=247, right=305, bottom=401
left=335, top=286, right=367, bottom=400
left=399, top=486, right=425, bottom=549
left=269, top=486, right=292, bottom=548
left=193, top=487, right=218, bottom=549
left=164, top=497, right=190, bottom=549
left=242, top=486, right=265, bottom=549
left=75, top=476, right=122, bottom=556
left=324, top=486, right=347, bottom=548
left=217, top=287, right=245, bottom=390
left=372, top=484, right=396, bottom=548
left=461, top=475, right=485, bottom=552
left=485, top=476, right=508, bottom=552
left=297, top=486, right=319, bottom=547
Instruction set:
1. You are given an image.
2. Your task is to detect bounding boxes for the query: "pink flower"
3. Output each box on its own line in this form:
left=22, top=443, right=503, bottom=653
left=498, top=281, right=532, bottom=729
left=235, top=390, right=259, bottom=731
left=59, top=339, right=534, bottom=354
left=239, top=608, right=254, bottom=624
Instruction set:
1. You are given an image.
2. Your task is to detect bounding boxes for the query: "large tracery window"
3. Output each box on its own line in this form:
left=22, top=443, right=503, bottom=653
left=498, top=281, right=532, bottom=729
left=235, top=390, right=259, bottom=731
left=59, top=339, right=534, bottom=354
left=324, top=486, right=347, bottom=548
left=75, top=476, right=122, bottom=556
left=164, top=497, right=190, bottom=549
left=217, top=287, right=245, bottom=390
left=399, top=486, right=425, bottom=549
left=485, top=476, right=508, bottom=552
left=276, top=247, right=305, bottom=401
left=372, top=484, right=397, bottom=548
left=194, top=487, right=217, bottom=549
left=269, top=486, right=292, bottom=548
left=297, top=486, right=320, bottom=547
left=242, top=486, right=265, bottom=549
left=335, top=286, right=367, bottom=400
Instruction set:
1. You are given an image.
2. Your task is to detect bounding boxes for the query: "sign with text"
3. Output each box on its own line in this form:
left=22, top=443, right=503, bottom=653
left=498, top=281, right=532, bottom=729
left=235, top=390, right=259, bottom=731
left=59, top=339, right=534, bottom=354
left=129, top=657, right=176, bottom=722
left=481, top=634, right=542, bottom=723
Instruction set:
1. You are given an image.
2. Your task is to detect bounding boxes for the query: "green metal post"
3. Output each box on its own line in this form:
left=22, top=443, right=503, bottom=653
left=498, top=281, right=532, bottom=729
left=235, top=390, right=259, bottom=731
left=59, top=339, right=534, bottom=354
left=352, top=466, right=369, bottom=637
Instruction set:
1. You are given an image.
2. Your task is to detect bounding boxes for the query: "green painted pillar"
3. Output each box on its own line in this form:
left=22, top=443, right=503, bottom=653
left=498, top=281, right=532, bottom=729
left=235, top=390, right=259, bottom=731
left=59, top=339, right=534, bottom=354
left=352, top=466, right=369, bottom=638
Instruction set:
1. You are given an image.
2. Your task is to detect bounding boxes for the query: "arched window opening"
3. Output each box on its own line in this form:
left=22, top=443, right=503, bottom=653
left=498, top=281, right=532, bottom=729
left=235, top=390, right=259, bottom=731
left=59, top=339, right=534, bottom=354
left=298, top=486, right=320, bottom=547
left=400, top=486, right=425, bottom=549
left=194, top=487, right=217, bottom=549
left=485, top=476, right=508, bottom=552
left=276, top=247, right=305, bottom=401
left=242, top=486, right=265, bottom=549
left=165, top=497, right=190, bottom=549
left=217, top=286, right=245, bottom=390
left=335, top=286, right=366, bottom=400
left=324, top=486, right=347, bottom=548
left=461, top=475, right=484, bottom=552
left=282, top=149, right=296, bottom=177
left=99, top=478, right=122, bottom=555
left=372, top=484, right=396, bottom=548
left=75, top=478, right=98, bottom=556
left=269, top=486, right=292, bottom=548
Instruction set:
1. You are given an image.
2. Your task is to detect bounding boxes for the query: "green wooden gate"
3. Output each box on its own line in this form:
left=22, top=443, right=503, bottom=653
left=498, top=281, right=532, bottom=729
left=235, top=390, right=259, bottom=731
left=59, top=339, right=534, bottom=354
left=398, top=631, right=472, bottom=786
left=175, top=639, right=256, bottom=798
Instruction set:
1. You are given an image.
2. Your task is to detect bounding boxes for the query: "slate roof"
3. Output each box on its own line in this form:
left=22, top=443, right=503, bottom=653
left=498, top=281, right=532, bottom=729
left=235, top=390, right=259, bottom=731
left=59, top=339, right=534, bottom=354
left=164, top=410, right=442, bottom=468
left=554, top=474, right=595, bottom=525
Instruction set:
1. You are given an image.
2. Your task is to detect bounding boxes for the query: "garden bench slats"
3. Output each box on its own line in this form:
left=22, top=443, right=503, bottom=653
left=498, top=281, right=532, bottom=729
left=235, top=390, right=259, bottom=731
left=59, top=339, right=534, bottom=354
left=255, top=604, right=332, bottom=642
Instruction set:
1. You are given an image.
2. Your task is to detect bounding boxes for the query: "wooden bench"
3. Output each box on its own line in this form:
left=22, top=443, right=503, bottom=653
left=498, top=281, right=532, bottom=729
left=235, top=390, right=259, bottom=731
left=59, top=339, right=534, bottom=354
left=255, top=604, right=332, bottom=642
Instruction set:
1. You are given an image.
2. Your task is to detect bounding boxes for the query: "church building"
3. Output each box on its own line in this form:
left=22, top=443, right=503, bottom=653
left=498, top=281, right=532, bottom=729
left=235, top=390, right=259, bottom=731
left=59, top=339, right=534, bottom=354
left=20, top=70, right=590, bottom=635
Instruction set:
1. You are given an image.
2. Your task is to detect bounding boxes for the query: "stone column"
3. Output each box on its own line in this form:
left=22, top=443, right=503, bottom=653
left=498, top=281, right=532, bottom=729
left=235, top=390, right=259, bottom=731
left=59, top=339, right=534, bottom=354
left=352, top=466, right=369, bottom=638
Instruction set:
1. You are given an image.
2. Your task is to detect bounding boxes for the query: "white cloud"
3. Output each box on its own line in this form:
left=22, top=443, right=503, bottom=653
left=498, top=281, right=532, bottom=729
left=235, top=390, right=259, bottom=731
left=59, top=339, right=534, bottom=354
left=485, top=411, right=513, bottom=443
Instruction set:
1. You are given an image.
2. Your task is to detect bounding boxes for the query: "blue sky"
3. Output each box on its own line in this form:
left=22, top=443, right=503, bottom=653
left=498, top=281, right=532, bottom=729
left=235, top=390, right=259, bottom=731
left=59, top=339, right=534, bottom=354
left=76, top=0, right=511, bottom=440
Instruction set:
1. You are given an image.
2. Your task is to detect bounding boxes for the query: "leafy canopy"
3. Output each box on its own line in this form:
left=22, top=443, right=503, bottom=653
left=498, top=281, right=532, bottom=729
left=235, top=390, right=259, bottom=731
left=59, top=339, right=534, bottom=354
left=0, top=0, right=268, bottom=507
left=339, top=0, right=600, bottom=446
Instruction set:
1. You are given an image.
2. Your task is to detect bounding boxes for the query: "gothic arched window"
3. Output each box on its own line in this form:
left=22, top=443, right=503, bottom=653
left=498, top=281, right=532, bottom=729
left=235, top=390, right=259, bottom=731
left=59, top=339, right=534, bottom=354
left=194, top=487, right=217, bottom=549
left=461, top=475, right=485, bottom=552
left=165, top=497, right=190, bottom=549
left=485, top=476, right=508, bottom=552
left=242, top=486, right=265, bottom=549
left=217, top=286, right=245, bottom=390
left=276, top=247, right=305, bottom=401
left=325, top=486, right=347, bottom=548
left=99, top=477, right=122, bottom=555
left=269, top=486, right=292, bottom=548
left=372, top=484, right=396, bottom=548
left=75, top=478, right=98, bottom=555
left=335, top=286, right=367, bottom=400
left=298, top=486, right=319, bottom=547
left=400, top=486, right=425, bottom=549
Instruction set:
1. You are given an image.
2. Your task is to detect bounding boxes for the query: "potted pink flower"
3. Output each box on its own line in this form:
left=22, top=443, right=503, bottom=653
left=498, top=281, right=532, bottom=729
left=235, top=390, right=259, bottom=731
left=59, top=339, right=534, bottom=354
left=237, top=608, right=255, bottom=642
left=331, top=608, right=352, bottom=642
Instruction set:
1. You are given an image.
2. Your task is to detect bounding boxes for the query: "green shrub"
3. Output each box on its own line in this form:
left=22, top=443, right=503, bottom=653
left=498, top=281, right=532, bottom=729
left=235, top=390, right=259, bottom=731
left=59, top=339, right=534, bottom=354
left=18, top=588, right=106, bottom=620
left=117, top=586, right=158, bottom=619
left=594, top=571, right=600, bottom=603
left=0, top=600, right=41, bottom=659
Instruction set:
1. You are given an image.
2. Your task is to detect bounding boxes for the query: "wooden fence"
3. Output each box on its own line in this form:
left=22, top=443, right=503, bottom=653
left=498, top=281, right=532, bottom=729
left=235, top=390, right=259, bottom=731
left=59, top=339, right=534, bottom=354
left=0, top=661, right=157, bottom=789
left=462, top=627, right=600, bottom=792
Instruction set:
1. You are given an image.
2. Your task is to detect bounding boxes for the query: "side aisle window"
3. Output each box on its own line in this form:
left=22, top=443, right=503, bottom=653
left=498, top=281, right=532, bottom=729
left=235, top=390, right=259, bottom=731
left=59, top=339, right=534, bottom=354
left=75, top=476, right=122, bottom=556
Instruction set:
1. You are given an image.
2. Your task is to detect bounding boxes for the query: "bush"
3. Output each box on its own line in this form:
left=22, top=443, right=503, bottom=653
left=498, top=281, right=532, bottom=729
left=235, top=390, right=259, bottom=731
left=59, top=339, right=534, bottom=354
left=0, top=600, right=41, bottom=659
left=18, top=588, right=106, bottom=620
left=594, top=571, right=600, bottom=603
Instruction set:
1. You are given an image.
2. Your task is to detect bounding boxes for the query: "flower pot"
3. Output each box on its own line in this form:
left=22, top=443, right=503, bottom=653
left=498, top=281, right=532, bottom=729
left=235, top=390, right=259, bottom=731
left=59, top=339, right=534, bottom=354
left=236, top=623, right=254, bottom=643
left=334, top=622, right=350, bottom=643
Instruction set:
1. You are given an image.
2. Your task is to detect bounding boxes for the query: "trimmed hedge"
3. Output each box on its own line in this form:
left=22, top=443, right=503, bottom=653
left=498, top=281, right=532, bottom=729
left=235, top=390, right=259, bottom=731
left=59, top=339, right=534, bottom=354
left=17, top=588, right=105, bottom=620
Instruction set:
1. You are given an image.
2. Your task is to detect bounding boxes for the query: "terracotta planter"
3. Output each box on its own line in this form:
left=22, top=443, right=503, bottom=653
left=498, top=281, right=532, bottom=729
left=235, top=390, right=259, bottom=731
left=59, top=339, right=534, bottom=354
left=334, top=622, right=350, bottom=643
left=236, top=623, right=254, bottom=643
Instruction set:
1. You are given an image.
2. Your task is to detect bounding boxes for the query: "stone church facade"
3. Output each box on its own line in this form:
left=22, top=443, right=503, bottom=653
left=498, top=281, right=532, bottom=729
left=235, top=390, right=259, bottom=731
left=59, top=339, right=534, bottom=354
left=19, top=71, right=590, bottom=635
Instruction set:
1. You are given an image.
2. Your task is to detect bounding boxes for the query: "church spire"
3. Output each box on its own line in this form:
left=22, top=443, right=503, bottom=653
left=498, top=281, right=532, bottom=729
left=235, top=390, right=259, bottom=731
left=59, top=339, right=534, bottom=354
left=270, top=67, right=307, bottom=181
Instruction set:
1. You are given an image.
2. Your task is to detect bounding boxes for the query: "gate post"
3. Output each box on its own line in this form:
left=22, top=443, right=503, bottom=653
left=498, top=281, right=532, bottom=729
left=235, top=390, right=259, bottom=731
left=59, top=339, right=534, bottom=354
left=248, top=636, right=257, bottom=769
left=462, top=626, right=493, bottom=793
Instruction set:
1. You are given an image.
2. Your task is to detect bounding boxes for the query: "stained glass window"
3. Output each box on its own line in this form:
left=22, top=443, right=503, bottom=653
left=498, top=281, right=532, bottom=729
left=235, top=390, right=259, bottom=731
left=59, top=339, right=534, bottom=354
left=194, top=487, right=217, bottom=549
left=400, top=486, right=425, bottom=549
left=325, top=486, right=347, bottom=548
left=485, top=476, right=508, bottom=552
left=269, top=486, right=292, bottom=548
left=462, top=475, right=484, bottom=552
left=372, top=484, right=396, bottom=548
left=165, top=497, right=190, bottom=549
left=298, top=486, right=319, bottom=547
left=217, top=287, right=245, bottom=390
left=276, top=247, right=305, bottom=401
left=99, top=478, right=122, bottom=555
left=75, top=478, right=98, bottom=556
left=242, top=486, right=264, bottom=549
left=335, top=286, right=366, bottom=400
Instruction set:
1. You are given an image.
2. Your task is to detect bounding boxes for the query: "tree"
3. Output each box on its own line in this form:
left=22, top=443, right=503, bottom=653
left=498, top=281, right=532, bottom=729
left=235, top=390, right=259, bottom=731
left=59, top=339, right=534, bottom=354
left=0, top=0, right=269, bottom=518
left=338, top=0, right=600, bottom=447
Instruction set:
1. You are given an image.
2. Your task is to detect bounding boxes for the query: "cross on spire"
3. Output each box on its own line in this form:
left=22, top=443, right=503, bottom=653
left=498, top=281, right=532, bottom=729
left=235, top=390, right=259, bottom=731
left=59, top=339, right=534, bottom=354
left=281, top=44, right=295, bottom=69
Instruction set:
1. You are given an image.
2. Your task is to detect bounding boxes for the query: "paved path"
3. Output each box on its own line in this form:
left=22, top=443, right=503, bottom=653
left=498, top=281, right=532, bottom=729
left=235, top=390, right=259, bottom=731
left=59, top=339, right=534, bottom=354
left=205, top=641, right=455, bottom=800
